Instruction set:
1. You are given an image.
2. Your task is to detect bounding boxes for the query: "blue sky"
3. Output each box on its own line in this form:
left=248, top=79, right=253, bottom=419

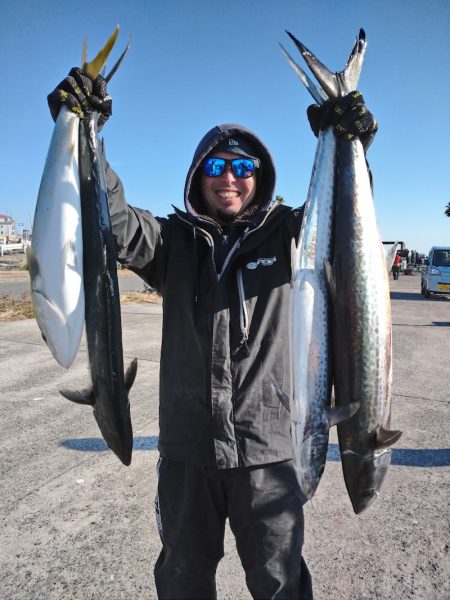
left=1, top=0, right=449, bottom=254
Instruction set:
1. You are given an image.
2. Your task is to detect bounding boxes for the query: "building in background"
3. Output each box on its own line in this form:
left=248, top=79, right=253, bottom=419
left=0, top=214, right=15, bottom=240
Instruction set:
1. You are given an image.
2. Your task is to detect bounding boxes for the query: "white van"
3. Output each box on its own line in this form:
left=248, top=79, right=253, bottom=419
left=421, top=246, right=450, bottom=297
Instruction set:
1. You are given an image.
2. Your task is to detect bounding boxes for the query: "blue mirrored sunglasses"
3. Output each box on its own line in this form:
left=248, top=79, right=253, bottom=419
left=203, top=157, right=259, bottom=179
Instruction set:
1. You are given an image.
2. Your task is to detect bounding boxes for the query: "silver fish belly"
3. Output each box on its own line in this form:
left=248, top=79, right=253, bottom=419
left=289, top=129, right=335, bottom=500
left=29, top=107, right=85, bottom=368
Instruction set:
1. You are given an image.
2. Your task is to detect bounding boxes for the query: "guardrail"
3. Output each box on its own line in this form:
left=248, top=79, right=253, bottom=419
left=0, top=243, right=30, bottom=256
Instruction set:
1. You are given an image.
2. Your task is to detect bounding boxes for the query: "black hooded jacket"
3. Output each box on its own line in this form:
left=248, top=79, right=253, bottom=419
left=106, top=124, right=304, bottom=469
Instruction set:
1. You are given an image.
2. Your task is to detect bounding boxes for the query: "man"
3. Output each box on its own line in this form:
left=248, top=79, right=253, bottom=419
left=392, top=253, right=401, bottom=280
left=48, top=68, right=376, bottom=600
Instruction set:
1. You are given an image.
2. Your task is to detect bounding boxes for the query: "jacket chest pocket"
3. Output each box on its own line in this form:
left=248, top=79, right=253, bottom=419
left=233, top=256, right=284, bottom=354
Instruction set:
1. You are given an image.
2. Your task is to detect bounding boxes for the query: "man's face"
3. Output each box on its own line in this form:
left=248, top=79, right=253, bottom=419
left=200, top=152, right=257, bottom=223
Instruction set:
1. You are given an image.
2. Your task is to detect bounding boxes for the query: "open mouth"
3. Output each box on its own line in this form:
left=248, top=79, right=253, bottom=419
left=216, top=191, right=240, bottom=199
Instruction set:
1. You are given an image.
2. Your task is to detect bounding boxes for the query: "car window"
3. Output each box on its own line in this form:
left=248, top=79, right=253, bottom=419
left=433, top=251, right=450, bottom=267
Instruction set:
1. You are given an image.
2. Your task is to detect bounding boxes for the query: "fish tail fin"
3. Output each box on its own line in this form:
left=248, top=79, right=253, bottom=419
left=59, top=387, right=94, bottom=405
left=327, top=401, right=360, bottom=427
left=285, top=29, right=366, bottom=98
left=271, top=383, right=291, bottom=412
left=279, top=41, right=327, bottom=104
left=82, top=26, right=119, bottom=78
left=125, top=358, right=138, bottom=392
left=342, top=29, right=367, bottom=92
left=105, top=35, right=132, bottom=82
left=375, top=427, right=402, bottom=449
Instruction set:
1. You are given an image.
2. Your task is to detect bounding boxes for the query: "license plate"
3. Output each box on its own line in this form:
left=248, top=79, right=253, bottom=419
left=437, top=283, right=450, bottom=291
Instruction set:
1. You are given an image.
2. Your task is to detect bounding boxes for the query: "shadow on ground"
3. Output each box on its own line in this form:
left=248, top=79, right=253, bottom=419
left=393, top=321, right=450, bottom=327
left=60, top=436, right=159, bottom=452
left=60, top=438, right=450, bottom=468
left=391, top=290, right=450, bottom=302
left=390, top=291, right=423, bottom=301
left=326, top=443, right=450, bottom=467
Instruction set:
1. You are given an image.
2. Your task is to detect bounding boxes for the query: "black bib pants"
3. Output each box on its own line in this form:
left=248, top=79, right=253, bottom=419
left=154, top=458, right=313, bottom=600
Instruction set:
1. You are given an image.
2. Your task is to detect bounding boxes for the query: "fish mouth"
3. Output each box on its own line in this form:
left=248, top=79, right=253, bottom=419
left=341, top=449, right=392, bottom=514
left=31, top=289, right=83, bottom=368
left=353, top=488, right=379, bottom=514
left=295, top=431, right=329, bottom=501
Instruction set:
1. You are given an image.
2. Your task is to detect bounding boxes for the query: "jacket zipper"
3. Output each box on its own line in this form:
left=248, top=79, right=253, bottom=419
left=174, top=213, right=218, bottom=274
left=217, top=204, right=281, bottom=281
left=175, top=203, right=281, bottom=281
left=236, top=268, right=250, bottom=354
left=218, top=237, right=243, bottom=280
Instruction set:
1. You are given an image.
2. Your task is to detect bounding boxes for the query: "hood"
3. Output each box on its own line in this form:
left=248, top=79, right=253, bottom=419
left=184, top=124, right=276, bottom=223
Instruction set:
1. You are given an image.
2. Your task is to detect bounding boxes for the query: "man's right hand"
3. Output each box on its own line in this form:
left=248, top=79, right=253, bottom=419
left=47, top=67, right=112, bottom=131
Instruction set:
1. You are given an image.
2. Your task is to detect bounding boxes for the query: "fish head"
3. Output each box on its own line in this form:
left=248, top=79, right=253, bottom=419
left=31, top=289, right=82, bottom=368
left=341, top=448, right=392, bottom=514
left=294, top=429, right=329, bottom=501
left=93, top=402, right=133, bottom=466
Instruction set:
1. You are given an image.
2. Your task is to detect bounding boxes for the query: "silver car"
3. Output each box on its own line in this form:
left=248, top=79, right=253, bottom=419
left=421, top=246, right=450, bottom=298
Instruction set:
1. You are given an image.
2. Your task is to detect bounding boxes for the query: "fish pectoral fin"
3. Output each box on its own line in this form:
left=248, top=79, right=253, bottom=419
left=124, top=358, right=138, bottom=392
left=59, top=387, right=94, bottom=406
left=327, top=401, right=360, bottom=427
left=290, top=238, right=298, bottom=280
left=374, top=427, right=402, bottom=449
left=323, top=259, right=336, bottom=300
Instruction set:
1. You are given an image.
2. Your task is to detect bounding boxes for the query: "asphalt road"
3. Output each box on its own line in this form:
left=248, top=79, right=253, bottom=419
left=1, top=274, right=449, bottom=599
left=0, top=270, right=146, bottom=299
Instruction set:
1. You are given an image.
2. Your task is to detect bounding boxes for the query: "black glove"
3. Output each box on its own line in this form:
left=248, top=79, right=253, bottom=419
left=307, top=91, right=377, bottom=151
left=47, top=67, right=112, bottom=131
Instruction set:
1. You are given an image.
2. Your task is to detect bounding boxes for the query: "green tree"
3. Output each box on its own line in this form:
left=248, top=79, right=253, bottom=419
left=445, top=202, right=450, bottom=217
left=275, top=195, right=285, bottom=205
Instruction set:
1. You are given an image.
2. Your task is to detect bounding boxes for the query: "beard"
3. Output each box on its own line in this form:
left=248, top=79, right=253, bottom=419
left=215, top=207, right=239, bottom=224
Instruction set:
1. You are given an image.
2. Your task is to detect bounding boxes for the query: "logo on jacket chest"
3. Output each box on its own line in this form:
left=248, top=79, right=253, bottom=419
left=246, top=256, right=277, bottom=270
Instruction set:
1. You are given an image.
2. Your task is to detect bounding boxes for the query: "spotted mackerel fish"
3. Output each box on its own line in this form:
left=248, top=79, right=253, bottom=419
left=282, top=29, right=402, bottom=512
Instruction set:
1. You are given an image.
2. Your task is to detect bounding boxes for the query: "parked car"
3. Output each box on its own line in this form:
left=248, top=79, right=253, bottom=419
left=421, top=247, right=450, bottom=297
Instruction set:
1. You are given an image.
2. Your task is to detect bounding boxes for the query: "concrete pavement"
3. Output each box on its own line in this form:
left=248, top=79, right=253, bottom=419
left=0, top=274, right=449, bottom=599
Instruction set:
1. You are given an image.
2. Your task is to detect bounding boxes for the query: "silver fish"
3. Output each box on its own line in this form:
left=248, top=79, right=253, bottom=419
left=60, top=113, right=136, bottom=466
left=29, top=106, right=84, bottom=368
left=287, top=29, right=402, bottom=513
left=282, top=37, right=361, bottom=500
left=29, top=27, right=120, bottom=368
left=56, top=30, right=134, bottom=466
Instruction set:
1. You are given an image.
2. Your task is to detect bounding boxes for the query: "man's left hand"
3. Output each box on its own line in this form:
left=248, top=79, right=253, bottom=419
left=307, top=91, right=377, bottom=151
